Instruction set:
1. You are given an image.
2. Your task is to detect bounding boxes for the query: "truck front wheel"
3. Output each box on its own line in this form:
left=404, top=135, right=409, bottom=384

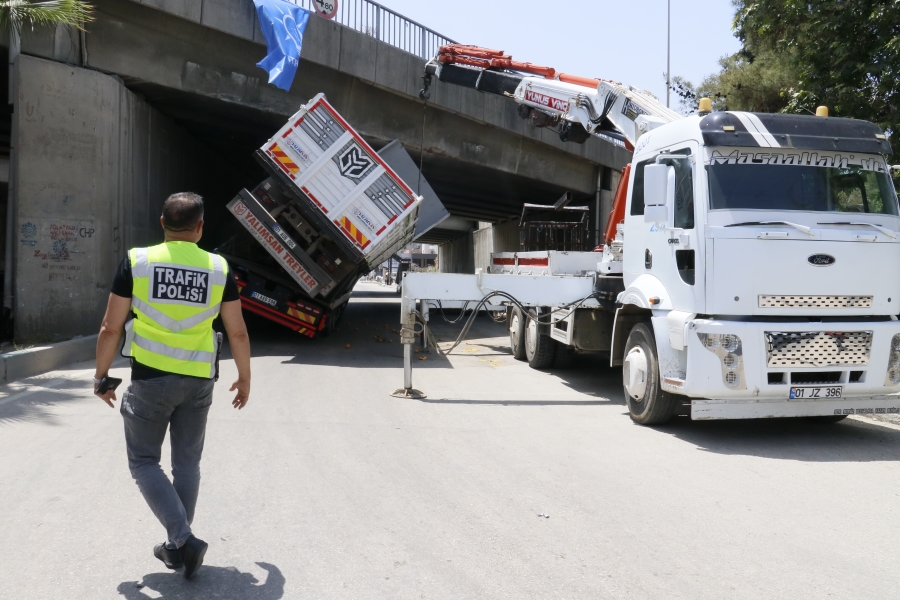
left=623, top=322, right=678, bottom=425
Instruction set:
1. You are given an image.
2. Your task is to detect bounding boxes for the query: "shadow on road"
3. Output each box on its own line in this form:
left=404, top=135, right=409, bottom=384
left=0, top=376, right=92, bottom=426
left=657, top=415, right=900, bottom=462
left=117, top=562, right=284, bottom=599
left=412, top=397, right=610, bottom=406
left=238, top=289, right=510, bottom=370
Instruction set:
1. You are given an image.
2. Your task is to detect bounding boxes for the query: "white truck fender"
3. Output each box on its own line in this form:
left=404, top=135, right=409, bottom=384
left=616, top=274, right=672, bottom=310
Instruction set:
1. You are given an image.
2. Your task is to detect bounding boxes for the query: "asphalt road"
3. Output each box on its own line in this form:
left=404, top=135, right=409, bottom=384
left=2, top=281, right=900, bottom=599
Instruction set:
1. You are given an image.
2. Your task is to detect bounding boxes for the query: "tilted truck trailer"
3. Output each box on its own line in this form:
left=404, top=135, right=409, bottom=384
left=218, top=94, right=422, bottom=337
left=396, top=45, right=900, bottom=424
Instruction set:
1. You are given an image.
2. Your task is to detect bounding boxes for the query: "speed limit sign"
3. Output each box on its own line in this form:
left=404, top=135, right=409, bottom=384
left=312, top=0, right=338, bottom=19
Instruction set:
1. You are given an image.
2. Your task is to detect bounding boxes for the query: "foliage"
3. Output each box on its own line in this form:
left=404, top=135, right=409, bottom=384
left=688, top=0, right=900, bottom=156
left=739, top=1, right=900, bottom=155
left=0, top=0, right=93, bottom=39
left=669, top=43, right=798, bottom=115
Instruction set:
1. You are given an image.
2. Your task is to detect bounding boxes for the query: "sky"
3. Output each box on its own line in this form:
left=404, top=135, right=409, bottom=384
left=376, top=0, right=742, bottom=106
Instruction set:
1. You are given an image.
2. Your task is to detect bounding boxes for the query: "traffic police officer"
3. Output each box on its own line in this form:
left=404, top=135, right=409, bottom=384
left=94, top=192, right=251, bottom=579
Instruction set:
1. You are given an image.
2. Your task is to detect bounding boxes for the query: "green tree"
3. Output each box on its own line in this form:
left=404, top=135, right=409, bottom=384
left=1, top=1, right=93, bottom=43
left=669, top=49, right=797, bottom=116
left=701, top=49, right=797, bottom=113
left=735, top=0, right=900, bottom=155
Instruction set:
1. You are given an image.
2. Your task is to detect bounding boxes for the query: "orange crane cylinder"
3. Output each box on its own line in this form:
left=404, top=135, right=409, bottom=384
left=604, top=163, right=631, bottom=246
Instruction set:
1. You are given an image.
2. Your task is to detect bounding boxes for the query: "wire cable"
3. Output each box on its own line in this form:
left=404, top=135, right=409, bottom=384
left=417, top=290, right=600, bottom=356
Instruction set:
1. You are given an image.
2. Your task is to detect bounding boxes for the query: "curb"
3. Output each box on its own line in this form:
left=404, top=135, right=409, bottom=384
left=1, top=335, right=98, bottom=384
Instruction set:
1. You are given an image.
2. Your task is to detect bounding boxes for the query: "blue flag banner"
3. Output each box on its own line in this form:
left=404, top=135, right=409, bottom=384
left=253, top=0, right=311, bottom=91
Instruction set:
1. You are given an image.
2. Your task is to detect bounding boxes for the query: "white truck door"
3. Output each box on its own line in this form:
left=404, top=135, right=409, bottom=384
left=625, top=143, right=705, bottom=313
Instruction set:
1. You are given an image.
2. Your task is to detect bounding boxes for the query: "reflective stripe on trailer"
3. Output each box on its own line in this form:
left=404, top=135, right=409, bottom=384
left=267, top=143, right=301, bottom=178
left=286, top=306, right=318, bottom=325
left=239, top=295, right=318, bottom=337
left=335, top=216, right=371, bottom=249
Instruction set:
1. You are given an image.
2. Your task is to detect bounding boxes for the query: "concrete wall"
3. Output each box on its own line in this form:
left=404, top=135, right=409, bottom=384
left=473, top=220, right=519, bottom=273
left=439, top=232, right=475, bottom=275
left=11, top=55, right=243, bottom=342
left=12, top=56, right=125, bottom=342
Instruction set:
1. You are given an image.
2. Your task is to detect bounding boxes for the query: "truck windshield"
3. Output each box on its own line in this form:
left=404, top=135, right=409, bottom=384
left=707, top=163, right=900, bottom=216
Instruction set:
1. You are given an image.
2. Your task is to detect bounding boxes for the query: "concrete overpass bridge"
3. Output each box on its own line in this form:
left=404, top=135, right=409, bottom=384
left=6, top=0, right=630, bottom=341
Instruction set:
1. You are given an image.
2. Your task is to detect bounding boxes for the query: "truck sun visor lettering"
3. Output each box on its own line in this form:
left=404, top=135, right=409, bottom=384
left=708, top=149, right=888, bottom=172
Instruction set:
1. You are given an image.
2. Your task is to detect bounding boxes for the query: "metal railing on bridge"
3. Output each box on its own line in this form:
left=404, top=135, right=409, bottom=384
left=288, top=0, right=457, bottom=61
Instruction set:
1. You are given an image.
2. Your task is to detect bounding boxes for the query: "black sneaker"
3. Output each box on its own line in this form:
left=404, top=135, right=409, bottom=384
left=181, top=535, right=208, bottom=580
left=153, top=543, right=184, bottom=570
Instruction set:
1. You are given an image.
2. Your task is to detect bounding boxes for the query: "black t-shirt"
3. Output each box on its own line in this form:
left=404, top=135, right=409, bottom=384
left=111, top=255, right=241, bottom=380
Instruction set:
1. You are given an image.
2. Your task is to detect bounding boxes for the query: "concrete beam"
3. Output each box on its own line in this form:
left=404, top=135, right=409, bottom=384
left=74, top=0, right=625, bottom=194
left=103, top=1, right=625, bottom=166
left=13, top=0, right=631, bottom=173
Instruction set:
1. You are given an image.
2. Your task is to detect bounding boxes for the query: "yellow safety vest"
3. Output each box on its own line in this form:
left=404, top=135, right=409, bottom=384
left=122, top=242, right=228, bottom=378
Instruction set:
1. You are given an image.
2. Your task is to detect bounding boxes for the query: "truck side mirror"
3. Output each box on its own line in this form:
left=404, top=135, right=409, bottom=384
left=643, top=164, right=675, bottom=225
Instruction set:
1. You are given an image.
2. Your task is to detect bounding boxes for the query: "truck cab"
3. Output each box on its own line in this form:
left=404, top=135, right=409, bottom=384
left=618, top=110, right=900, bottom=421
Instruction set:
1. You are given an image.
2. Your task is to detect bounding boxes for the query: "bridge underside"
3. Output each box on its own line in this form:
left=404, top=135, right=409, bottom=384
left=123, top=80, right=596, bottom=242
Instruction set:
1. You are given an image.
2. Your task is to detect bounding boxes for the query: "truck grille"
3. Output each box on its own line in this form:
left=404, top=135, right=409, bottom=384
left=758, top=295, right=873, bottom=308
left=765, top=331, right=873, bottom=368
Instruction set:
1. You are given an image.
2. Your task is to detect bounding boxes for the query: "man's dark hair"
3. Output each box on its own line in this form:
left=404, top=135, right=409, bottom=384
left=162, top=192, right=204, bottom=232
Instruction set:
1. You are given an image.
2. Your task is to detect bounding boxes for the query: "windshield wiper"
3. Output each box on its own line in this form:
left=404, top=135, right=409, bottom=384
left=817, top=222, right=899, bottom=240
left=725, top=221, right=816, bottom=236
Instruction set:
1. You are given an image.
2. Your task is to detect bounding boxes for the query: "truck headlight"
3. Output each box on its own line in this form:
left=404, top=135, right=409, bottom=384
left=886, top=334, right=900, bottom=385
left=699, top=333, right=747, bottom=390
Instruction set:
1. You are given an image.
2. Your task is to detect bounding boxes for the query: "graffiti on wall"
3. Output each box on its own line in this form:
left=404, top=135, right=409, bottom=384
left=20, top=218, right=96, bottom=281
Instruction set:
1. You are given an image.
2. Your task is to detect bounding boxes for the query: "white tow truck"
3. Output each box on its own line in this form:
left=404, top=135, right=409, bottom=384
left=396, top=45, right=900, bottom=425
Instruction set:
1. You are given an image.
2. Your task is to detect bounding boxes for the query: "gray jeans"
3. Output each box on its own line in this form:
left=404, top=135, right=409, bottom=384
left=121, top=374, right=215, bottom=548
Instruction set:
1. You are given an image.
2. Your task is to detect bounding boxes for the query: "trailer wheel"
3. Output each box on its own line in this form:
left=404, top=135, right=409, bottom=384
left=525, top=308, right=556, bottom=369
left=508, top=307, right=526, bottom=361
left=622, top=322, right=678, bottom=425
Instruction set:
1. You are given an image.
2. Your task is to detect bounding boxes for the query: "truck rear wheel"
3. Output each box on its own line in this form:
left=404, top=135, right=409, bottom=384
left=623, top=322, right=678, bottom=425
left=525, top=307, right=556, bottom=369
left=508, top=307, right=526, bottom=361
left=553, top=342, right=576, bottom=368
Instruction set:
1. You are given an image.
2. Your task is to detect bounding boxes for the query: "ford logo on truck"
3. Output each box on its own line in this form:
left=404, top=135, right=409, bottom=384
left=808, top=254, right=836, bottom=266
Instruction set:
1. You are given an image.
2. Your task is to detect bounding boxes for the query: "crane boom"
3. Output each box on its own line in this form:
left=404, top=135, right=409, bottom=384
left=420, top=45, right=682, bottom=150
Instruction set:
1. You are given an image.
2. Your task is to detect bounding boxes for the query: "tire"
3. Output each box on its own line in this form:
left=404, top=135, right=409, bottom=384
left=622, top=322, right=679, bottom=425
left=525, top=307, right=556, bottom=369
left=320, top=304, right=344, bottom=337
left=508, top=307, right=526, bottom=361
left=553, top=342, right=576, bottom=368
